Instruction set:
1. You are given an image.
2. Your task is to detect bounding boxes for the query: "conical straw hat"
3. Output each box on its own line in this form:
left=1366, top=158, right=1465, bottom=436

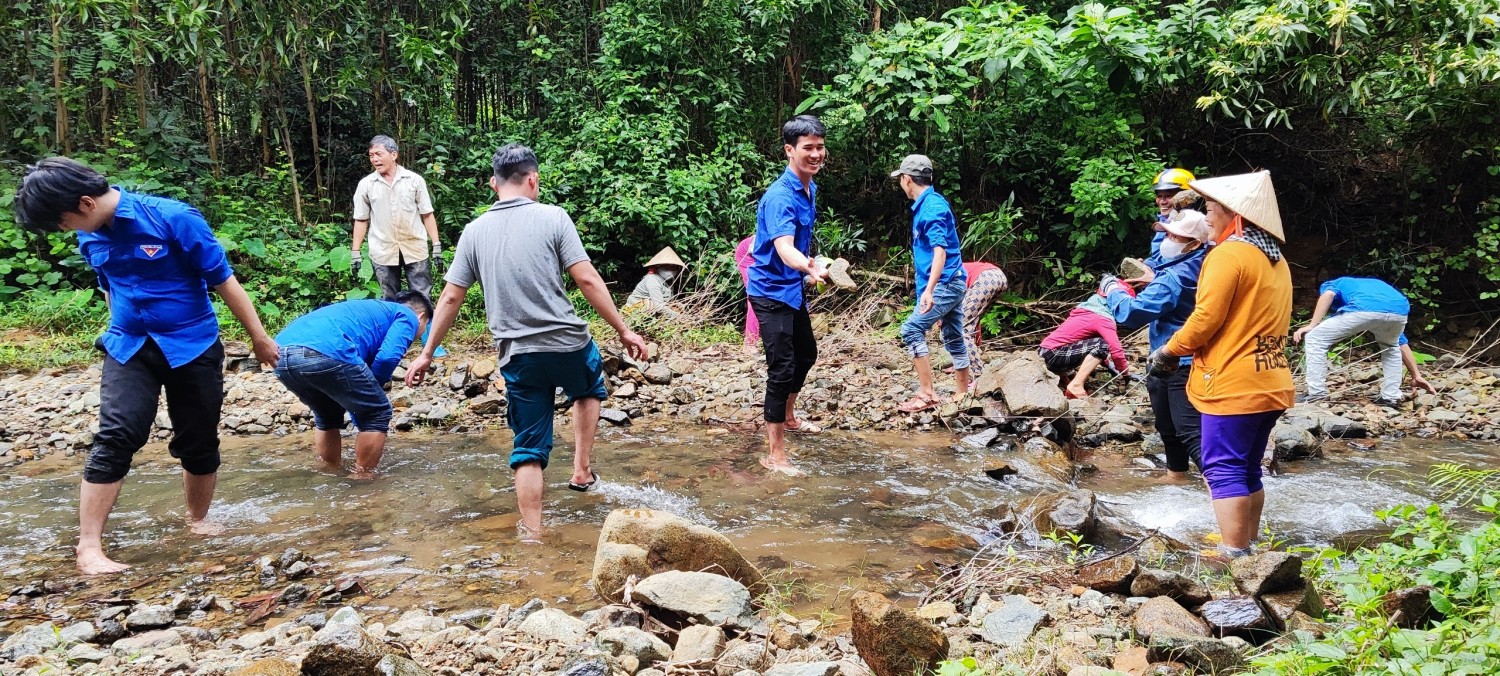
left=1188, top=170, right=1284, bottom=242
left=645, top=247, right=686, bottom=269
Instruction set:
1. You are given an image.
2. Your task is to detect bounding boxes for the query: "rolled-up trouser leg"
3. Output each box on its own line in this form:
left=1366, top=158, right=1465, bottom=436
left=85, top=340, right=167, bottom=484
left=163, top=340, right=226, bottom=476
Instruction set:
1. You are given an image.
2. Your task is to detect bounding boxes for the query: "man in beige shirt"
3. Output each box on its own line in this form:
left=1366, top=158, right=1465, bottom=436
left=351, top=135, right=441, bottom=302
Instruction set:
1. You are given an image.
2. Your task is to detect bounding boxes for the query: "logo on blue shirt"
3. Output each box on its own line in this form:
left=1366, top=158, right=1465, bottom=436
left=138, top=244, right=165, bottom=258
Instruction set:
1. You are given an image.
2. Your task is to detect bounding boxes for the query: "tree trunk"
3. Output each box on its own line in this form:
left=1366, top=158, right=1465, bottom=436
left=51, top=4, right=70, bottom=153
left=197, top=56, right=220, bottom=177
left=132, top=0, right=148, bottom=129
left=100, top=81, right=110, bottom=147
left=276, top=104, right=305, bottom=224
left=298, top=46, right=323, bottom=194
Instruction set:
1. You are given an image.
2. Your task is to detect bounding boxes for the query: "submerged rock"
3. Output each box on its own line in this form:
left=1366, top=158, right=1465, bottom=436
left=592, top=508, right=766, bottom=604
left=849, top=590, right=948, bottom=676
left=1027, top=489, right=1097, bottom=539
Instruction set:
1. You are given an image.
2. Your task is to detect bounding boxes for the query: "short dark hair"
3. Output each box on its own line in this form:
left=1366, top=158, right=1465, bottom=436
left=394, top=290, right=433, bottom=319
left=14, top=157, right=111, bottom=234
left=782, top=115, right=826, bottom=147
left=492, top=143, right=540, bottom=184
left=907, top=174, right=933, bottom=187
left=369, top=135, right=399, bottom=153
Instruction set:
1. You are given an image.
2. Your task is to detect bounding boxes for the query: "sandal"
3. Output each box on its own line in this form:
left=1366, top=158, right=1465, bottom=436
left=784, top=419, right=822, bottom=434
left=897, top=394, right=940, bottom=413
left=567, top=471, right=600, bottom=492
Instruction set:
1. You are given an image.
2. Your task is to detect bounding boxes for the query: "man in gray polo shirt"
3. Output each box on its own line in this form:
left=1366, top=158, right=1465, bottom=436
left=406, top=143, right=646, bottom=542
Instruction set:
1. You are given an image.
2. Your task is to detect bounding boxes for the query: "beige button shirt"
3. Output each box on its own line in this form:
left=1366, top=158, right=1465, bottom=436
left=353, top=166, right=435, bottom=266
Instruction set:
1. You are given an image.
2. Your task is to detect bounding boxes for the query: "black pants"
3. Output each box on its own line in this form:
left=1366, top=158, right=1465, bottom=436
left=1147, top=367, right=1202, bottom=472
left=751, top=296, right=817, bottom=424
left=373, top=252, right=433, bottom=302
left=85, top=339, right=225, bottom=484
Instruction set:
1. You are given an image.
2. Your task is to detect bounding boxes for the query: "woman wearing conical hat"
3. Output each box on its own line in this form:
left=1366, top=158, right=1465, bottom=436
left=625, top=247, right=686, bottom=319
left=1144, top=170, right=1295, bottom=559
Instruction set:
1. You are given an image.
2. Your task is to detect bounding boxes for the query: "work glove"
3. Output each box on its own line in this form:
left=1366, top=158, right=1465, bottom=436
left=349, top=250, right=362, bottom=287
left=1098, top=273, right=1126, bottom=298
left=1147, top=346, right=1180, bottom=377
left=429, top=241, right=444, bottom=274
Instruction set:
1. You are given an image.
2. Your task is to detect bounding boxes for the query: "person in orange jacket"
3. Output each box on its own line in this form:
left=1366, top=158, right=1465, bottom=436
left=1146, top=170, right=1294, bottom=559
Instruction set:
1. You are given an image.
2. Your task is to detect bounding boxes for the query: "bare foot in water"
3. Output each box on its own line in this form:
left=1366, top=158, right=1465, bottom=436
left=76, top=548, right=131, bottom=575
left=517, top=522, right=544, bottom=545
left=347, top=466, right=377, bottom=481
left=187, top=519, right=225, bottom=536
left=758, top=455, right=802, bottom=477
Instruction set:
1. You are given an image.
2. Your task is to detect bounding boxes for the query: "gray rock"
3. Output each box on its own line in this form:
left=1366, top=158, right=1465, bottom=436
left=375, top=654, right=433, bottom=676
left=1428, top=408, right=1463, bottom=423
left=98, top=605, right=130, bottom=622
left=631, top=570, right=755, bottom=629
left=715, top=642, right=770, bottom=676
left=960, top=427, right=1000, bottom=449
left=448, top=608, right=496, bottom=629
left=66, top=643, right=110, bottom=663
left=1272, top=423, right=1321, bottom=460
left=298, top=612, right=329, bottom=630
left=644, top=364, right=673, bottom=385
left=980, top=595, right=1047, bottom=647
left=1199, top=597, right=1275, bottom=640
left=763, top=663, right=841, bottom=676
left=94, top=620, right=127, bottom=644
left=285, top=560, right=311, bottom=579
left=1148, top=634, right=1243, bottom=672
left=387, top=610, right=446, bottom=637
left=233, top=630, right=274, bottom=650
left=517, top=607, right=587, bottom=643
left=1131, top=596, right=1209, bottom=640
left=997, top=353, right=1070, bottom=417
left=302, top=624, right=397, bottom=675
left=560, top=653, right=611, bottom=676
left=327, top=606, right=364, bottom=628
left=596, top=626, right=672, bottom=664
left=1, top=622, right=58, bottom=659
left=112, top=629, right=184, bottom=653
left=600, top=408, right=632, bottom=426
left=672, top=624, right=726, bottom=662
left=125, top=604, right=175, bottom=629
left=1230, top=552, right=1304, bottom=596
left=1028, top=489, right=1097, bottom=539
left=505, top=598, right=546, bottom=628
left=1129, top=569, right=1212, bottom=607
left=1100, top=423, right=1142, bottom=441
left=59, top=621, right=97, bottom=644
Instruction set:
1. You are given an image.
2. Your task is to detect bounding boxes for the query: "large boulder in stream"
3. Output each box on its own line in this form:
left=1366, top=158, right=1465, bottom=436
left=592, top=509, right=766, bottom=603
left=849, top=590, right=948, bottom=676
left=995, top=353, right=1070, bottom=418
left=1025, top=489, right=1097, bottom=539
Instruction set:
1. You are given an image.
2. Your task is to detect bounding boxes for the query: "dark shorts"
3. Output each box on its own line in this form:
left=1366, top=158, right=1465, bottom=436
left=273, top=346, right=393, bottom=433
left=85, top=338, right=225, bottom=484
left=500, top=341, right=608, bottom=470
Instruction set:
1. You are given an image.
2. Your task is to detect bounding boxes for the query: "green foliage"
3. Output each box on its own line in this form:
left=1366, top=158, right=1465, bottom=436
left=1429, top=463, right=1500, bottom=506
left=1251, top=493, right=1500, bottom=675
left=935, top=657, right=995, bottom=676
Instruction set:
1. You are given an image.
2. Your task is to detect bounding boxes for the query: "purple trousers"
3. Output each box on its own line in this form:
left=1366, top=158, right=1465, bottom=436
left=1201, top=410, right=1283, bottom=500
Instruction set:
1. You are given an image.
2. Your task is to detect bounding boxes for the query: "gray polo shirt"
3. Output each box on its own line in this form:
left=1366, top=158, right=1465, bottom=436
left=445, top=197, right=593, bottom=365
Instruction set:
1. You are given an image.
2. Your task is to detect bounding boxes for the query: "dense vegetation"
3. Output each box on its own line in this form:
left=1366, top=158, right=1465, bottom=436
left=3, top=0, right=1500, bottom=341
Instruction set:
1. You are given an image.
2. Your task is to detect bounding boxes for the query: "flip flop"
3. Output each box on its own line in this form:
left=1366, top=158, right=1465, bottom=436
left=897, top=395, right=940, bottom=413
left=567, top=471, right=600, bottom=492
left=759, top=456, right=803, bottom=476
left=785, top=419, right=822, bottom=434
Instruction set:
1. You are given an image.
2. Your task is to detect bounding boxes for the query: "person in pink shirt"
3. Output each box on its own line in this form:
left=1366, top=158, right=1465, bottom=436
left=734, top=236, right=759, bottom=352
left=1039, top=290, right=1132, bottom=399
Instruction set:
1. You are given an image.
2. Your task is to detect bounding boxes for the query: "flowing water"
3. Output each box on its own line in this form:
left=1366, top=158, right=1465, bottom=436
left=0, top=426, right=1491, bottom=616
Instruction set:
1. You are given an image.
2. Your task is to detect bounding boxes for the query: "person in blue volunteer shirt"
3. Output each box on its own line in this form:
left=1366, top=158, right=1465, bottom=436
left=1101, top=209, right=1214, bottom=480
left=891, top=154, right=970, bottom=412
left=747, top=115, right=830, bottom=476
left=1293, top=276, right=1437, bottom=405
left=273, top=294, right=430, bottom=479
left=14, top=157, right=279, bottom=575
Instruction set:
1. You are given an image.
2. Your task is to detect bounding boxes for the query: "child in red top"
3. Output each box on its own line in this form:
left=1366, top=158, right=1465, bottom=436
left=1039, top=289, right=1132, bottom=398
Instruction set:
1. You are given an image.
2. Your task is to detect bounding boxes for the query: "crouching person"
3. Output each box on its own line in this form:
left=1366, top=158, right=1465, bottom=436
left=274, top=293, right=431, bottom=479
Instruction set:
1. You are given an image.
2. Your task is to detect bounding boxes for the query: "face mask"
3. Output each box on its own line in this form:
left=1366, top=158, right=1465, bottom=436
left=1159, top=238, right=1189, bottom=260
left=659, top=268, right=677, bottom=282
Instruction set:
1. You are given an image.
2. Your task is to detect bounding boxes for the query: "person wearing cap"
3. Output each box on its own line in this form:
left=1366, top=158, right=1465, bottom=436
left=1146, top=170, right=1294, bottom=558
left=1292, top=277, right=1437, bottom=405
left=1100, top=209, right=1215, bottom=479
left=891, top=154, right=971, bottom=412
left=747, top=115, right=830, bottom=476
left=958, top=260, right=1008, bottom=376
left=625, top=247, right=686, bottom=319
left=1149, top=168, right=1196, bottom=257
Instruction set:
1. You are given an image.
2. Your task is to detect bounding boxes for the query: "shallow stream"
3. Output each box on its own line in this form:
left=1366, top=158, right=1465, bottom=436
left=0, top=427, right=1490, bottom=615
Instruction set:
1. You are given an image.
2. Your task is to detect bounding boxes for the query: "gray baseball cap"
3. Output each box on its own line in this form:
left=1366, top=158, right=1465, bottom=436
left=890, top=154, right=934, bottom=179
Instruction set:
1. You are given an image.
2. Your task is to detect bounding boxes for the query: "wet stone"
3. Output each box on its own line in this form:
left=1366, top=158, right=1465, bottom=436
left=125, top=604, right=175, bottom=629
left=600, top=408, right=632, bottom=426
left=94, top=620, right=127, bottom=644
left=1077, top=555, right=1139, bottom=595
left=1198, top=597, right=1275, bottom=641
left=1131, top=597, right=1209, bottom=641
left=1230, top=552, right=1304, bottom=596
left=1129, top=569, right=1211, bottom=607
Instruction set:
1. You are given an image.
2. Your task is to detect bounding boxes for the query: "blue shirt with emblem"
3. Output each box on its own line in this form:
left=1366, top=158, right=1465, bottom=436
left=1320, top=276, right=1411, bottom=345
left=275, top=300, right=420, bottom=384
left=78, top=188, right=234, bottom=368
left=910, top=187, right=966, bottom=289
left=748, top=168, right=817, bottom=309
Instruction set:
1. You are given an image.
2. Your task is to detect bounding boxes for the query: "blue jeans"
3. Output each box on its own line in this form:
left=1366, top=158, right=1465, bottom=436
left=900, top=278, right=969, bottom=369
left=274, top=346, right=393, bottom=433
left=500, top=341, right=609, bottom=471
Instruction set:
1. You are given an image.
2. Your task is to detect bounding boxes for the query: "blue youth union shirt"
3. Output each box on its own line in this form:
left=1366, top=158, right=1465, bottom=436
left=748, top=168, right=816, bottom=309
left=77, top=189, right=233, bottom=368
left=1321, top=276, right=1411, bottom=345
left=276, top=300, right=420, bottom=384
left=910, top=187, right=966, bottom=289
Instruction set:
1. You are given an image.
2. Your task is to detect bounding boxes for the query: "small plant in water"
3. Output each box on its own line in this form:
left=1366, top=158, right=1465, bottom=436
left=1042, top=529, right=1095, bottom=565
